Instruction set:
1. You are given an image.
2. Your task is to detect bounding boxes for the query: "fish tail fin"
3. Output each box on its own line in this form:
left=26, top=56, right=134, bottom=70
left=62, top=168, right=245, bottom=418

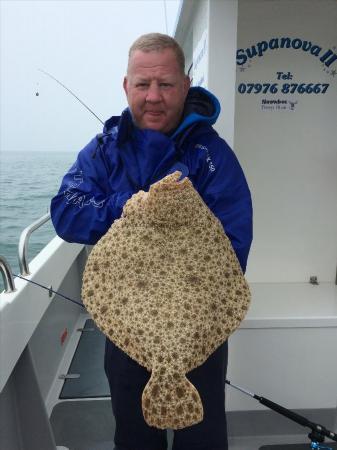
left=142, top=369, right=203, bottom=430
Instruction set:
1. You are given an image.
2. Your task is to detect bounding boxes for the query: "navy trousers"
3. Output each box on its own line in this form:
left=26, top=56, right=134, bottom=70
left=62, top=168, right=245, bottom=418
left=104, top=339, right=228, bottom=450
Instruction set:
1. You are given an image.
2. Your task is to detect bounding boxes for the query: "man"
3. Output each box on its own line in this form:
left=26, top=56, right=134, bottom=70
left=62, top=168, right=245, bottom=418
left=51, top=33, right=252, bottom=450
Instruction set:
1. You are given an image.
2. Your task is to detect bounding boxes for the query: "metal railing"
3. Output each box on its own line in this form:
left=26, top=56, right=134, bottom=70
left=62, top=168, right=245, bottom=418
left=18, top=212, right=51, bottom=276
left=0, top=256, right=16, bottom=293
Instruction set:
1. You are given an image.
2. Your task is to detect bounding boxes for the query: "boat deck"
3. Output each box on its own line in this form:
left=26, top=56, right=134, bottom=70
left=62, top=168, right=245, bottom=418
left=51, top=398, right=332, bottom=450
left=49, top=317, right=337, bottom=450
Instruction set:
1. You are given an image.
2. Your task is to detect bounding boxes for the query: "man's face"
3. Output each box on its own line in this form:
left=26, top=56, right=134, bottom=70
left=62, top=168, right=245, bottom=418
left=123, top=48, right=190, bottom=134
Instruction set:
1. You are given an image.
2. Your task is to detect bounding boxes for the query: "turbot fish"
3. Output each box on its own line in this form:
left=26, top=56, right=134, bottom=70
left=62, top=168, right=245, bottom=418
left=82, top=171, right=251, bottom=429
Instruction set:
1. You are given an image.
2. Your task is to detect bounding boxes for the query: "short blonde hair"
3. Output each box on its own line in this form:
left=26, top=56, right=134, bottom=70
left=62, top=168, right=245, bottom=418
left=128, top=33, right=186, bottom=74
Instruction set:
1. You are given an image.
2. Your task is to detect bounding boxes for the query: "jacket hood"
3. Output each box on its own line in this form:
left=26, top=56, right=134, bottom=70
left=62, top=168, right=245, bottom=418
left=171, top=86, right=220, bottom=138
left=103, top=87, right=220, bottom=144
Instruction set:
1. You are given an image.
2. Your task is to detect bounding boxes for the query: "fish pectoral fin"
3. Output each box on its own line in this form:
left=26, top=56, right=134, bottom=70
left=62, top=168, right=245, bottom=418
left=141, top=370, right=203, bottom=430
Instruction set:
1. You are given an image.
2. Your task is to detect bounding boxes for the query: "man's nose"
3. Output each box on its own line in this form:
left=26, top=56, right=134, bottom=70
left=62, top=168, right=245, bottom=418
left=146, top=82, right=162, bottom=102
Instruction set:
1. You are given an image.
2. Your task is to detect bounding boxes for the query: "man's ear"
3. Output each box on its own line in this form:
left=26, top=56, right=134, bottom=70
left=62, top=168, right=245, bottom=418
left=184, top=75, right=191, bottom=95
left=123, top=76, right=128, bottom=96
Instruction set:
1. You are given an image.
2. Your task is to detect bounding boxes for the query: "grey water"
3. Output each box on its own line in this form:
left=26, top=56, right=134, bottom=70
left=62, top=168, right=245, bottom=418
left=0, top=150, right=77, bottom=291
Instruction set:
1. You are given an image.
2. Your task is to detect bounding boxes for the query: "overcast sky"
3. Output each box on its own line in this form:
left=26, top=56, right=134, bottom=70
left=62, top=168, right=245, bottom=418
left=0, top=0, right=181, bottom=152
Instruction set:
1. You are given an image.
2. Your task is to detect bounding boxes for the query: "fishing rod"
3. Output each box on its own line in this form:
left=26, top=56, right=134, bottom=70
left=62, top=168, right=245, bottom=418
left=14, top=273, right=85, bottom=308
left=225, top=379, right=337, bottom=449
left=37, top=68, right=105, bottom=125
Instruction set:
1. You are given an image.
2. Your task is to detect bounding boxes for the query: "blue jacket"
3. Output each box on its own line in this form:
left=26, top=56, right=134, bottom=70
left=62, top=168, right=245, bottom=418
left=51, top=87, right=253, bottom=272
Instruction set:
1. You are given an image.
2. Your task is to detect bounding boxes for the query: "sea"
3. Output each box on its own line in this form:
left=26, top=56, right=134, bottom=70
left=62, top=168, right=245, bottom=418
left=0, top=150, right=77, bottom=292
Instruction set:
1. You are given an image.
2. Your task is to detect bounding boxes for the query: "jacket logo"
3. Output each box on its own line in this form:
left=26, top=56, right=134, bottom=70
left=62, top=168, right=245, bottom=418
left=195, top=144, right=216, bottom=172
left=63, top=171, right=105, bottom=209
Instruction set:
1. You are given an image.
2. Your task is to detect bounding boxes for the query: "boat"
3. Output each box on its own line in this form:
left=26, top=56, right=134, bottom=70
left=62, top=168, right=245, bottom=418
left=1, top=0, right=337, bottom=449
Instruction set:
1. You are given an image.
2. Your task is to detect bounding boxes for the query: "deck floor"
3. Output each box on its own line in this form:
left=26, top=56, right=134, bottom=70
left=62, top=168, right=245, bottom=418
left=50, top=319, right=337, bottom=450
left=51, top=399, right=326, bottom=450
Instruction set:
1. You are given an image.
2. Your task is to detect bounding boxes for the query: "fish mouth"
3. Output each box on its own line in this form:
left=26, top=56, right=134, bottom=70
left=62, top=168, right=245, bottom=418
left=149, top=172, right=190, bottom=193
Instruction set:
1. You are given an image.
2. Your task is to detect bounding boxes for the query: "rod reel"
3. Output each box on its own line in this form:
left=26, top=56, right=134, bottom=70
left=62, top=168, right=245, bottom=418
left=225, top=380, right=337, bottom=450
